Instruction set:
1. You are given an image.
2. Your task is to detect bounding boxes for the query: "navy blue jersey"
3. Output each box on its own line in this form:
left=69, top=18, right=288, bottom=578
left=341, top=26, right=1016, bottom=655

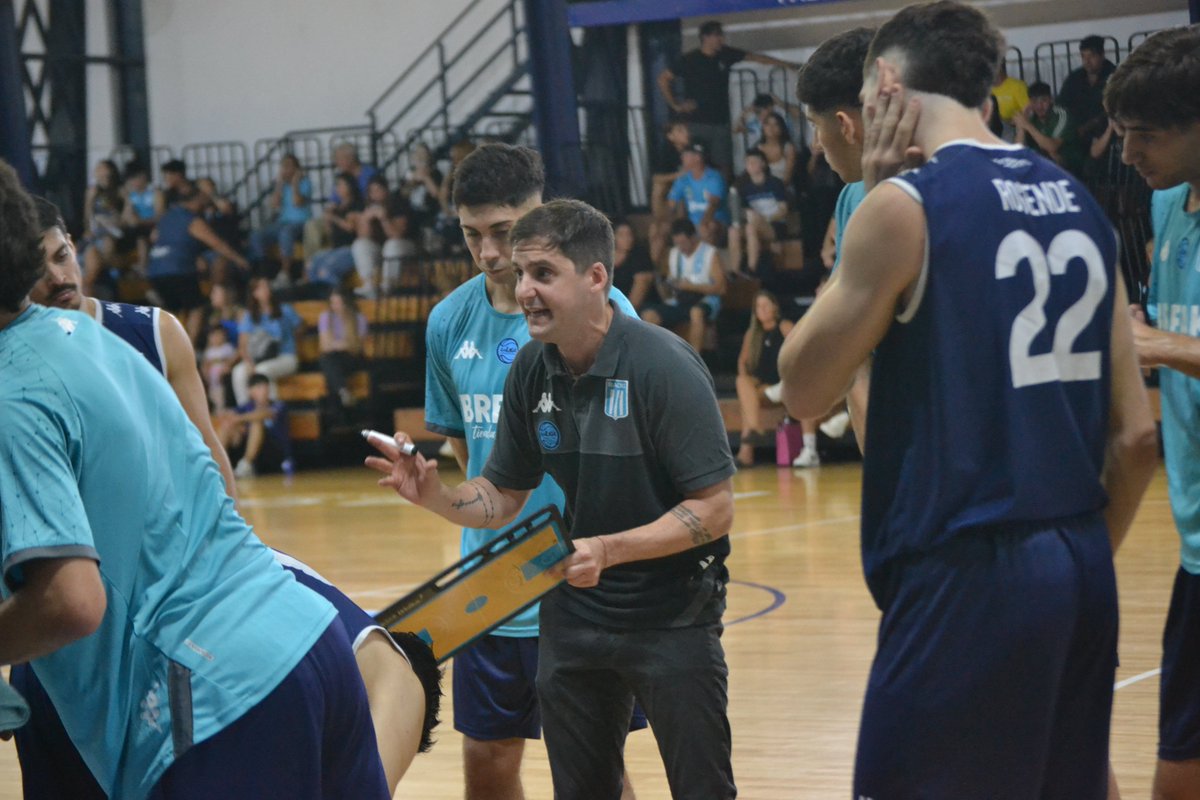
left=93, top=300, right=165, bottom=375
left=861, top=141, right=1116, bottom=595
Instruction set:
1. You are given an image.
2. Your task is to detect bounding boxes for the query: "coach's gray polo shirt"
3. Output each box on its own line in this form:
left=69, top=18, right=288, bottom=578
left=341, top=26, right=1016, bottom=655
left=484, top=303, right=736, bottom=630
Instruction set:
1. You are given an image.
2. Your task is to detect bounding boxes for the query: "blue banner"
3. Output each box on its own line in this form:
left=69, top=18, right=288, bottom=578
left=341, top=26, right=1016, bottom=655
left=568, top=0, right=842, bottom=28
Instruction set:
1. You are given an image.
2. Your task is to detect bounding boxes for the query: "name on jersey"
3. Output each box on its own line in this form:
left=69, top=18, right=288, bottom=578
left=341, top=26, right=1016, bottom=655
left=992, top=179, right=1082, bottom=217
left=1156, top=303, right=1200, bottom=337
left=460, top=393, right=503, bottom=424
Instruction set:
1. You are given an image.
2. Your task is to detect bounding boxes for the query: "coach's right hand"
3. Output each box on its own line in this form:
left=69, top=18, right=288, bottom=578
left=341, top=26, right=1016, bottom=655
left=365, top=431, right=441, bottom=506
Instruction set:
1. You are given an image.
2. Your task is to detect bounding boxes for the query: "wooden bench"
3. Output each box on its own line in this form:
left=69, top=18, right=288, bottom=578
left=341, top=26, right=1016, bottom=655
left=392, top=407, right=450, bottom=442
left=277, top=370, right=371, bottom=403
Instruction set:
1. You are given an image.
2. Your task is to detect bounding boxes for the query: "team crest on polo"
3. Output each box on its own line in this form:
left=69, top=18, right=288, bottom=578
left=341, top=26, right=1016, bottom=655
left=538, top=420, right=561, bottom=450
left=604, top=379, right=629, bottom=420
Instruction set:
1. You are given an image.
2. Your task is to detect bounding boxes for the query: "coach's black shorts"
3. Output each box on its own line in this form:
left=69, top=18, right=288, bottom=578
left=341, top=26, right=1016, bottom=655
left=1160, top=566, right=1200, bottom=761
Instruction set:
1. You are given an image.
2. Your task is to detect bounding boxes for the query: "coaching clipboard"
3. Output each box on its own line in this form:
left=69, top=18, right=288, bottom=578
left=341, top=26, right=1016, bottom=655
left=374, top=505, right=572, bottom=662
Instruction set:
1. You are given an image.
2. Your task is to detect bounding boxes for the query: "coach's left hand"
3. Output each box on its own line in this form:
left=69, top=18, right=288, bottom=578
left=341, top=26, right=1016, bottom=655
left=560, top=537, right=608, bottom=588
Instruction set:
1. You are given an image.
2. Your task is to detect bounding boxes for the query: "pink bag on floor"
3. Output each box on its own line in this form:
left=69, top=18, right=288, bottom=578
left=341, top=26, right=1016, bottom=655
left=776, top=419, right=805, bottom=466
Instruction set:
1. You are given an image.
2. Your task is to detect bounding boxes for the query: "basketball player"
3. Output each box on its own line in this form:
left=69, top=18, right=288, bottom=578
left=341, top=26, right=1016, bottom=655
left=423, top=142, right=642, bottom=800
left=0, top=161, right=389, bottom=797
left=370, top=199, right=737, bottom=800
left=28, top=196, right=237, bottom=496
left=1105, top=26, right=1200, bottom=800
left=12, top=197, right=441, bottom=798
left=778, top=4, right=1157, bottom=796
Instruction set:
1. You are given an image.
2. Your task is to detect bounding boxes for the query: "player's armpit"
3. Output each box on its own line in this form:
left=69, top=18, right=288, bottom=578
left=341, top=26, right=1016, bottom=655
left=1102, top=279, right=1159, bottom=553
left=778, top=183, right=924, bottom=419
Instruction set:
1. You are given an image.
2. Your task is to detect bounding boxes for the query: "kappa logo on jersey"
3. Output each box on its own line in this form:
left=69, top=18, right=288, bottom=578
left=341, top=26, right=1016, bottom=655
left=533, top=392, right=561, bottom=414
left=105, top=302, right=123, bottom=316
left=604, top=379, right=629, bottom=420
left=55, top=316, right=76, bottom=335
left=135, top=305, right=152, bottom=317
left=455, top=340, right=484, bottom=360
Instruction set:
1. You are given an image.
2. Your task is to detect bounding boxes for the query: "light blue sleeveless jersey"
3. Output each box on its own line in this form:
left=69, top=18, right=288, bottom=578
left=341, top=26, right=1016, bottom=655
left=424, top=275, right=636, bottom=636
left=1147, top=184, right=1200, bottom=575
left=0, top=306, right=335, bottom=799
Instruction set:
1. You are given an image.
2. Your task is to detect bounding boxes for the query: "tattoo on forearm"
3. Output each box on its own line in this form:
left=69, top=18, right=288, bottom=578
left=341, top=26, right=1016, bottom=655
left=671, top=504, right=712, bottom=545
left=452, top=480, right=496, bottom=525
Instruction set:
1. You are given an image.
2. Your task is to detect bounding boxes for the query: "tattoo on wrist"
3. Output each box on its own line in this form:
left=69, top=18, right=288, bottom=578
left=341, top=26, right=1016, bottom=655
left=453, top=480, right=496, bottom=525
left=671, top=505, right=712, bottom=545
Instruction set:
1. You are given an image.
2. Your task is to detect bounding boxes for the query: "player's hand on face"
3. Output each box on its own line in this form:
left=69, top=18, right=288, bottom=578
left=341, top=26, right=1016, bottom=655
left=365, top=432, right=440, bottom=505
left=862, top=58, right=924, bottom=190
left=561, top=537, right=606, bottom=588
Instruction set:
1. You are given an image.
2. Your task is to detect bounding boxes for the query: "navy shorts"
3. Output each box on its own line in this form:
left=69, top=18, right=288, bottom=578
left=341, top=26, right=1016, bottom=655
left=148, top=620, right=388, bottom=799
left=10, top=662, right=106, bottom=799
left=1160, top=566, right=1200, bottom=761
left=454, top=634, right=648, bottom=741
left=854, top=518, right=1117, bottom=799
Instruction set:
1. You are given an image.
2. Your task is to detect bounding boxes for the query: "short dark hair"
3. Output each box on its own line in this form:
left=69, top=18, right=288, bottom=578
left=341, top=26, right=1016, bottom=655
left=388, top=631, right=443, bottom=754
left=248, top=373, right=271, bottom=388
left=509, top=199, right=614, bottom=290
left=1080, top=35, right=1105, bottom=55
left=744, top=147, right=767, bottom=163
left=796, top=27, right=875, bottom=113
left=452, top=143, right=544, bottom=210
left=1028, top=81, right=1052, bottom=99
left=866, top=1, right=1004, bottom=110
left=0, top=161, right=45, bottom=312
left=752, top=93, right=774, bottom=109
left=161, top=159, right=186, bottom=176
left=699, top=20, right=723, bottom=38
left=124, top=161, right=149, bottom=180
left=32, top=195, right=66, bottom=235
left=670, top=218, right=697, bottom=238
left=1105, top=26, right=1200, bottom=129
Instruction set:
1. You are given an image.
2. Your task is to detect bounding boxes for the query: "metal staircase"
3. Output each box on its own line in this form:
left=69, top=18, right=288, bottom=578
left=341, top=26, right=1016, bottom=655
left=217, top=0, right=533, bottom=227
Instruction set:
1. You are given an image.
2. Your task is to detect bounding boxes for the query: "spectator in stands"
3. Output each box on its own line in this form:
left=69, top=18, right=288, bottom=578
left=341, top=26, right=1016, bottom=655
left=319, top=286, right=368, bottom=417
left=205, top=281, right=244, bottom=346
left=303, top=143, right=377, bottom=258
left=201, top=324, right=238, bottom=412
left=668, top=142, right=730, bottom=246
left=232, top=276, right=302, bottom=406
left=736, top=93, right=799, bottom=143
left=249, top=154, right=312, bottom=283
left=734, top=290, right=794, bottom=467
left=756, top=112, right=798, bottom=187
left=991, top=62, right=1030, bottom=135
left=120, top=162, right=162, bottom=270
left=1058, top=35, right=1117, bottom=146
left=306, top=172, right=363, bottom=286
left=436, top=139, right=477, bottom=254
left=351, top=175, right=415, bottom=298
left=147, top=180, right=248, bottom=342
left=642, top=218, right=727, bottom=353
left=196, top=176, right=245, bottom=286
left=729, top=148, right=790, bottom=279
left=1015, top=81, right=1083, bottom=173
left=656, top=20, right=797, bottom=174
left=399, top=142, right=443, bottom=251
left=610, top=219, right=658, bottom=313
left=649, top=120, right=691, bottom=265
left=79, top=159, right=127, bottom=297
left=218, top=372, right=293, bottom=479
left=159, top=158, right=188, bottom=203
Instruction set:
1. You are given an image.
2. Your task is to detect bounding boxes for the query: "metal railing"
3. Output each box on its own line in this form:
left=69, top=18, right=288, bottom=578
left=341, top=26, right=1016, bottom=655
left=1031, top=35, right=1123, bottom=91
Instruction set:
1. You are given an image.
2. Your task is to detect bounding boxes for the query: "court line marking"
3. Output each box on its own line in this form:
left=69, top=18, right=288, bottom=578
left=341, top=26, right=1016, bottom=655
left=1114, top=668, right=1160, bottom=691
left=726, top=579, right=787, bottom=626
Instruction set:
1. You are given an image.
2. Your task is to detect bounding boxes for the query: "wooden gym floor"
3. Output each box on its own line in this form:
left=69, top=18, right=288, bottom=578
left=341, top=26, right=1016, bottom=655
left=0, top=459, right=1179, bottom=798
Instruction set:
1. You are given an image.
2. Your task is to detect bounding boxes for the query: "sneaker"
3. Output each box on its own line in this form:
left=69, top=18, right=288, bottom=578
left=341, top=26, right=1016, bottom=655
left=792, top=447, right=820, bottom=468
left=819, top=410, right=851, bottom=439
left=233, top=459, right=255, bottom=479
left=338, top=387, right=355, bottom=408
left=281, top=458, right=295, bottom=477
left=438, top=439, right=455, bottom=457
left=763, top=382, right=783, bottom=404
left=271, top=271, right=292, bottom=289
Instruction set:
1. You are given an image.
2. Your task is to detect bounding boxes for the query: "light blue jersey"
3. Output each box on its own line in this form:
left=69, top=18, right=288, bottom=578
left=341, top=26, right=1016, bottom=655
left=424, top=274, right=636, bottom=636
left=0, top=306, right=335, bottom=800
left=833, top=180, right=867, bottom=271
left=1147, top=184, right=1200, bottom=575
